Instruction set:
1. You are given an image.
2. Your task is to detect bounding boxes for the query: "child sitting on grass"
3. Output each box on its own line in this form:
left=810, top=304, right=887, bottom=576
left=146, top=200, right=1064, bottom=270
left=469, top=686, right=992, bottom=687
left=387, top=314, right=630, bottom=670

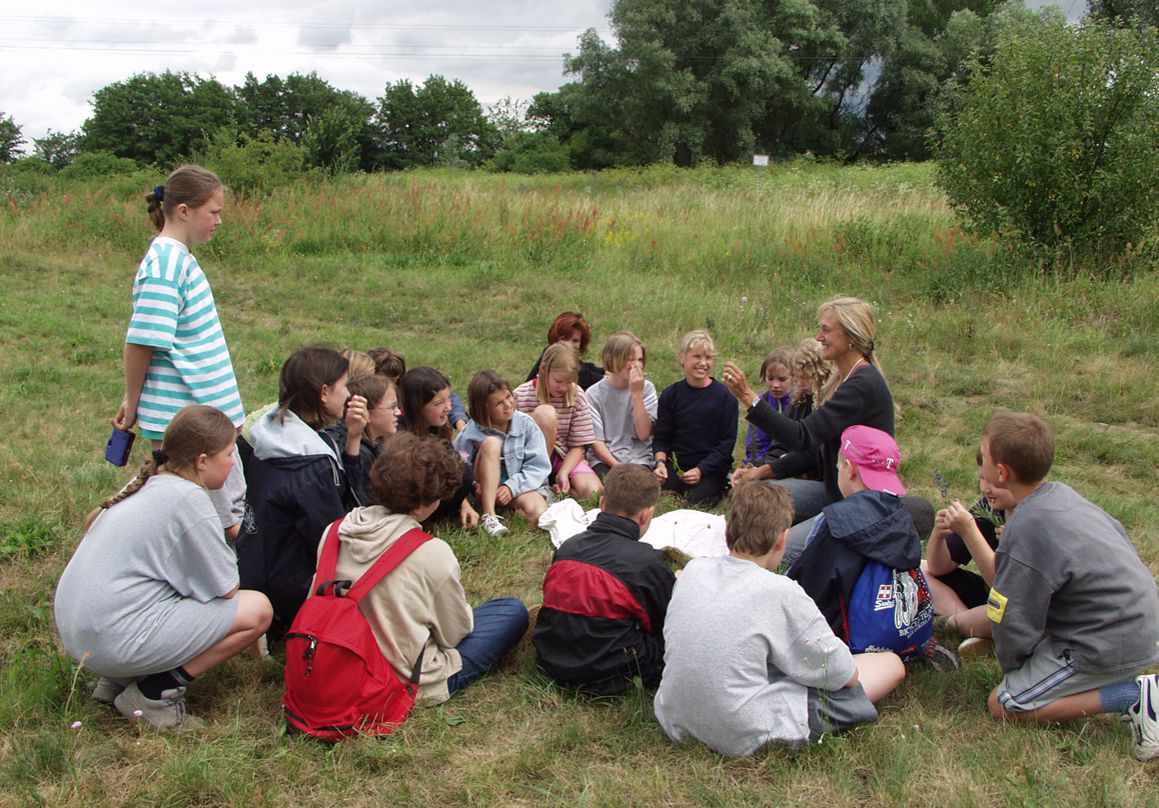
left=327, top=432, right=529, bottom=705
left=653, top=482, right=903, bottom=757
left=741, top=347, right=794, bottom=466
left=652, top=330, right=738, bottom=508
left=454, top=370, right=551, bottom=537
left=586, top=330, right=658, bottom=477
left=922, top=447, right=1005, bottom=656
left=788, top=426, right=955, bottom=669
left=980, top=412, right=1159, bottom=761
left=514, top=343, right=603, bottom=500
left=533, top=464, right=674, bottom=695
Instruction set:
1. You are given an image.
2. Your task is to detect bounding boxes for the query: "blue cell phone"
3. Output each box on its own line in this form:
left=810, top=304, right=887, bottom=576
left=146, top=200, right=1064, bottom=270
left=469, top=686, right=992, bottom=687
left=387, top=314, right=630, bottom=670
left=105, top=427, right=136, bottom=466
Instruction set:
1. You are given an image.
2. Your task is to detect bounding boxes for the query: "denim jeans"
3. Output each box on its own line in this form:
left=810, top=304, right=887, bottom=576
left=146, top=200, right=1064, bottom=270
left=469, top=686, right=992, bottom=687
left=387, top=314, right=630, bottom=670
left=445, top=598, right=529, bottom=695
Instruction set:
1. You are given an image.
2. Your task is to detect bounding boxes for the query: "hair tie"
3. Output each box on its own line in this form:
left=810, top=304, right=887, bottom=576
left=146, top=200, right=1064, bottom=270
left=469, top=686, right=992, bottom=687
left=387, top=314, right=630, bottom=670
left=151, top=449, right=169, bottom=465
left=153, top=184, right=165, bottom=202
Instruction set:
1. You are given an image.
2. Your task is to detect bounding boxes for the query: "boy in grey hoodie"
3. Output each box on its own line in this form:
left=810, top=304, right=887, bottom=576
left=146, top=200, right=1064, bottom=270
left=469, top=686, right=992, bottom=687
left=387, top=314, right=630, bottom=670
left=982, top=413, right=1159, bottom=761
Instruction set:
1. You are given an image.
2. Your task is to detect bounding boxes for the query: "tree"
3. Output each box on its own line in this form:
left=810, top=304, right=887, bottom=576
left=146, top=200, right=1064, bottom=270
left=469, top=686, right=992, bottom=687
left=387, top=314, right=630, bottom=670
left=373, top=76, right=500, bottom=170
left=1088, top=0, right=1159, bottom=30
left=32, top=129, right=82, bottom=169
left=233, top=72, right=375, bottom=169
left=934, top=14, right=1159, bottom=260
left=0, top=112, right=25, bottom=163
left=83, top=72, right=235, bottom=166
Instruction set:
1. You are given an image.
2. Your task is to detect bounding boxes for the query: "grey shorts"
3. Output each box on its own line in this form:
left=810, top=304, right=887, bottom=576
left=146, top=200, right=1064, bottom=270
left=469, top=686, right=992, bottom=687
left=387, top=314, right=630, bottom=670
left=806, top=683, right=879, bottom=739
left=997, top=638, right=1148, bottom=712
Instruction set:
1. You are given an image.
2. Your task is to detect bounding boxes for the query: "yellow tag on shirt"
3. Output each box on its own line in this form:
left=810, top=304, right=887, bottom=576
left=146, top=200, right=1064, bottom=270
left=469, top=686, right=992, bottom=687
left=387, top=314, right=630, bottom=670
left=987, top=588, right=1007, bottom=624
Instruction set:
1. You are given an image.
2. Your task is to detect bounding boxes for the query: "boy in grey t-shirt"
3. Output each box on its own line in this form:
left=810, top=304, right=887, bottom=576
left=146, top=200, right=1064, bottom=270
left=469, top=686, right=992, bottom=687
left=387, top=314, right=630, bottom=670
left=981, top=412, right=1159, bottom=761
left=653, top=483, right=905, bottom=757
left=586, top=331, right=658, bottom=475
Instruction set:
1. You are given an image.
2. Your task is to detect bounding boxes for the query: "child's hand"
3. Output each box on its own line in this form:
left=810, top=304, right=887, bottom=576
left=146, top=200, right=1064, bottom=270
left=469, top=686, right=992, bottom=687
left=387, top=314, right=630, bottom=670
left=555, top=473, right=571, bottom=495
left=731, top=466, right=763, bottom=486
left=628, top=365, right=646, bottom=395
left=994, top=524, right=1003, bottom=539
left=344, top=394, right=368, bottom=434
left=653, top=462, right=668, bottom=482
left=944, top=499, right=975, bottom=534
left=460, top=499, right=479, bottom=528
left=496, top=484, right=514, bottom=506
left=111, top=399, right=137, bottom=431
left=932, top=508, right=954, bottom=540
left=721, top=361, right=757, bottom=404
left=680, top=467, right=702, bottom=486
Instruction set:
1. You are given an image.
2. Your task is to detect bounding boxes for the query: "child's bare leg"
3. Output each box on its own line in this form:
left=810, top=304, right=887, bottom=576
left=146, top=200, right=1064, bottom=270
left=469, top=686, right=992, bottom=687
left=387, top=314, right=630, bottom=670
left=531, top=405, right=558, bottom=457
left=948, top=605, right=992, bottom=638
left=921, top=560, right=968, bottom=618
left=474, top=436, right=503, bottom=516
left=852, top=651, right=906, bottom=703
left=513, top=490, right=548, bottom=523
left=987, top=686, right=1103, bottom=723
left=568, top=471, right=603, bottom=499
left=183, top=591, right=273, bottom=677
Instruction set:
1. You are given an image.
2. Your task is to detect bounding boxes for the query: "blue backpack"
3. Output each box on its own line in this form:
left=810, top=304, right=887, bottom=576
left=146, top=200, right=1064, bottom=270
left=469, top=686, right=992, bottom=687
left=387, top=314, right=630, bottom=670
left=844, top=561, right=934, bottom=662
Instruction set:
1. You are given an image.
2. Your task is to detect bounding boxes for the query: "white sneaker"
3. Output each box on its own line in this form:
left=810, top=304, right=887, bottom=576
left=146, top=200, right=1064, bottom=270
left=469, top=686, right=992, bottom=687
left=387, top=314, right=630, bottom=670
left=481, top=513, right=509, bottom=538
left=114, top=682, right=203, bottom=729
left=1125, top=673, right=1159, bottom=761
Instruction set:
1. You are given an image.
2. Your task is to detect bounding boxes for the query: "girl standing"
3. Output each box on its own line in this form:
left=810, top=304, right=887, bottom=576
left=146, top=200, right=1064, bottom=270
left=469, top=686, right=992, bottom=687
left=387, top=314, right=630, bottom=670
left=111, top=165, right=246, bottom=535
left=454, top=370, right=551, bottom=537
left=55, top=405, right=272, bottom=729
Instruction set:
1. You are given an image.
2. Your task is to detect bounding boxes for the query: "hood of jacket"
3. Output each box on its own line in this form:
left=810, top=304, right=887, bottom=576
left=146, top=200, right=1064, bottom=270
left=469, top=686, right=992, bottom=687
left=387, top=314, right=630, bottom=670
left=250, top=407, right=339, bottom=465
left=337, top=506, right=421, bottom=565
left=821, top=490, right=920, bottom=568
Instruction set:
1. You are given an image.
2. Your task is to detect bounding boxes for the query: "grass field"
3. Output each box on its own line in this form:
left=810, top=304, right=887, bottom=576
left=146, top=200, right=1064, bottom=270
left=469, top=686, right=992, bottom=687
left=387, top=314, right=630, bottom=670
left=1, top=162, right=1157, bottom=806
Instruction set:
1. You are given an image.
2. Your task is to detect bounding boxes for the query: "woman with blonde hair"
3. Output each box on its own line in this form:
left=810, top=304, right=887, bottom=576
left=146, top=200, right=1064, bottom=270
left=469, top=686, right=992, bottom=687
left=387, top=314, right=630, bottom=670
left=723, top=296, right=931, bottom=562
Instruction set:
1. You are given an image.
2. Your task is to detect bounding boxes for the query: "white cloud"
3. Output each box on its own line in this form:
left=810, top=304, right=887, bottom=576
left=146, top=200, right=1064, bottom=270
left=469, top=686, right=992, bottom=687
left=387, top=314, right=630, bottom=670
left=1, top=1, right=612, bottom=145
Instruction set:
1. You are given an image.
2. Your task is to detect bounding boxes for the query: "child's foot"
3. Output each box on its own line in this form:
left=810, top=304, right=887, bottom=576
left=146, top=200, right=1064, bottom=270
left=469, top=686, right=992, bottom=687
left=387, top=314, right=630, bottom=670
left=114, top=682, right=203, bottom=729
left=957, top=637, right=994, bottom=661
left=921, top=637, right=962, bottom=672
left=481, top=513, right=510, bottom=538
left=1125, top=673, right=1159, bottom=761
left=92, top=676, right=126, bottom=705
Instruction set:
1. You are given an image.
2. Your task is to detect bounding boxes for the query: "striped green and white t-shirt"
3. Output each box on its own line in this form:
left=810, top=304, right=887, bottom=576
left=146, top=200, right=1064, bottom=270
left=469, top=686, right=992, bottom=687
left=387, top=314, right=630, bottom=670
left=126, top=237, right=244, bottom=439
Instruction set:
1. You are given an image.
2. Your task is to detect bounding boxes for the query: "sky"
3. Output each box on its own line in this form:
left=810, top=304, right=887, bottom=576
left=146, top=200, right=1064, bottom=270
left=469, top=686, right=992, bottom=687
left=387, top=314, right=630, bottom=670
left=1, top=0, right=1085, bottom=150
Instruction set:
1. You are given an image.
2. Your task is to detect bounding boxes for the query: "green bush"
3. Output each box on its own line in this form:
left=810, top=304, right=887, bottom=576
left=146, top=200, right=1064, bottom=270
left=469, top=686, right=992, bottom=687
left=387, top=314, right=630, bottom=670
left=203, top=130, right=307, bottom=196
left=58, top=151, right=139, bottom=180
left=934, top=16, right=1159, bottom=265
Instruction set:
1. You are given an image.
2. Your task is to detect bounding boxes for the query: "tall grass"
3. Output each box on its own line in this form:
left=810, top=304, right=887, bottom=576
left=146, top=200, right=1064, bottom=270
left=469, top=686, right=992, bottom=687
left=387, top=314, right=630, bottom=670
left=1, top=163, right=1157, bottom=806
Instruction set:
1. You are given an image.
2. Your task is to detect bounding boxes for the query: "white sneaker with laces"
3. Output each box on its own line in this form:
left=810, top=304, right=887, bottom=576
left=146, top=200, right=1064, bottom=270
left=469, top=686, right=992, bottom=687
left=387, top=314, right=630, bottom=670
left=481, top=513, right=509, bottom=538
left=1125, top=673, right=1159, bottom=761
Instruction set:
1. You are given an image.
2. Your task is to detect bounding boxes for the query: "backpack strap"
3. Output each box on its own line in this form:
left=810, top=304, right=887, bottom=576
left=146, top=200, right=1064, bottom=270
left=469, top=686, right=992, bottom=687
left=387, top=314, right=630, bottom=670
left=345, top=527, right=433, bottom=603
left=313, top=518, right=345, bottom=586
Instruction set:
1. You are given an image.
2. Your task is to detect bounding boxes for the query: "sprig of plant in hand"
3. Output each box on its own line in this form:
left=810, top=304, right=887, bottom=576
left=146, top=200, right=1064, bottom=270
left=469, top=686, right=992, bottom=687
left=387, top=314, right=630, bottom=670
left=969, top=499, right=1005, bottom=528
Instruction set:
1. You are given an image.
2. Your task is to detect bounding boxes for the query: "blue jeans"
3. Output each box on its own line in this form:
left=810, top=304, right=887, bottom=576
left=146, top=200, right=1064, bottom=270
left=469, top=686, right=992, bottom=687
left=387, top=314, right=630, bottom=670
left=445, top=598, right=529, bottom=695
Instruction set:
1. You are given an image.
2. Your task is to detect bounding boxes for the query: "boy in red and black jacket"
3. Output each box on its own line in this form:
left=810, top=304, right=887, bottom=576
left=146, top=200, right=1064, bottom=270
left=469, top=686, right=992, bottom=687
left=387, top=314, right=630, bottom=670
left=533, top=464, right=675, bottom=695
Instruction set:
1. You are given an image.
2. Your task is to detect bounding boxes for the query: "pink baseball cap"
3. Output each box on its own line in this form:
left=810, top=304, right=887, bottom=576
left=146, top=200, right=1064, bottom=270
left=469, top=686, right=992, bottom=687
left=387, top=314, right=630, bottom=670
left=839, top=425, right=906, bottom=495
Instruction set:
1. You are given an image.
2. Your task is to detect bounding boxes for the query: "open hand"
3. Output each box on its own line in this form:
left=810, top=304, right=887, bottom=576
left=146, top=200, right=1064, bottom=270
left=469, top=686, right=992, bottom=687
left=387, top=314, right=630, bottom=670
left=721, top=361, right=757, bottom=404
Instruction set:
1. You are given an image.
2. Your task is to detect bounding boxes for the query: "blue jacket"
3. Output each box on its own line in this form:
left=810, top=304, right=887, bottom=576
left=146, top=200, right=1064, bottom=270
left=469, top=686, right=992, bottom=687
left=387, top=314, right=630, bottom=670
left=788, top=490, right=921, bottom=639
left=237, top=409, right=357, bottom=623
left=453, top=410, right=550, bottom=498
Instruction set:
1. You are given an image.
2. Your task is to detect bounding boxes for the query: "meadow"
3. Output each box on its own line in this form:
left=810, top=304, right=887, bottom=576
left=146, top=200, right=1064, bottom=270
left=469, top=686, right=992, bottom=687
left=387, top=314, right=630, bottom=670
left=1, top=162, right=1157, bottom=806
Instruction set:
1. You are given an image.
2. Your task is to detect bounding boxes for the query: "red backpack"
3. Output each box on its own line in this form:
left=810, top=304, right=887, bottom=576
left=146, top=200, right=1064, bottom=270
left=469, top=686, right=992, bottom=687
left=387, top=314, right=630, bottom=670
left=283, top=519, right=432, bottom=742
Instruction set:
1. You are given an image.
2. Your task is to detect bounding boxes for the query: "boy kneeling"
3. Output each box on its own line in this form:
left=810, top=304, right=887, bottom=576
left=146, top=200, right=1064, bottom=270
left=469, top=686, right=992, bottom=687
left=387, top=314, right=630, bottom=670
left=982, top=413, right=1159, bottom=761
left=653, top=482, right=904, bottom=757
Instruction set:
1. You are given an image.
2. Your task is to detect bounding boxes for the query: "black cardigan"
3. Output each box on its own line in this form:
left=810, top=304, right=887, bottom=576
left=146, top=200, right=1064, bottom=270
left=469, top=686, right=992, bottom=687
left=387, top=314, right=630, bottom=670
left=745, top=363, right=894, bottom=503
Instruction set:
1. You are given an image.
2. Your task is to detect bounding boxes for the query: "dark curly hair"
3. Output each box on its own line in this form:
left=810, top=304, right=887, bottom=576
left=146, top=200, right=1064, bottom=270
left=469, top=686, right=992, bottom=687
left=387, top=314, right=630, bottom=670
left=369, top=432, right=463, bottom=514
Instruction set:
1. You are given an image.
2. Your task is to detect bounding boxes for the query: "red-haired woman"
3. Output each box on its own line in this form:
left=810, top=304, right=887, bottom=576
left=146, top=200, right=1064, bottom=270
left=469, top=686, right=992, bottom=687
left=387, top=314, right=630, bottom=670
left=526, top=311, right=605, bottom=390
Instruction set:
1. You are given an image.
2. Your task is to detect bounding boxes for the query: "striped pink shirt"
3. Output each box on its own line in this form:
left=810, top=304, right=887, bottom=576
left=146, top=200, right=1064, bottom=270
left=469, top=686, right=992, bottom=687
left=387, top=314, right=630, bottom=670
left=513, top=379, right=595, bottom=453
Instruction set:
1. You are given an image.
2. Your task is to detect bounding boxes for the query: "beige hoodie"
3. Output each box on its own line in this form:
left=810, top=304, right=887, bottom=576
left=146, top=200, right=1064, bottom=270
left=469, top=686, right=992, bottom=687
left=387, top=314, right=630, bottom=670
left=316, top=506, right=474, bottom=705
